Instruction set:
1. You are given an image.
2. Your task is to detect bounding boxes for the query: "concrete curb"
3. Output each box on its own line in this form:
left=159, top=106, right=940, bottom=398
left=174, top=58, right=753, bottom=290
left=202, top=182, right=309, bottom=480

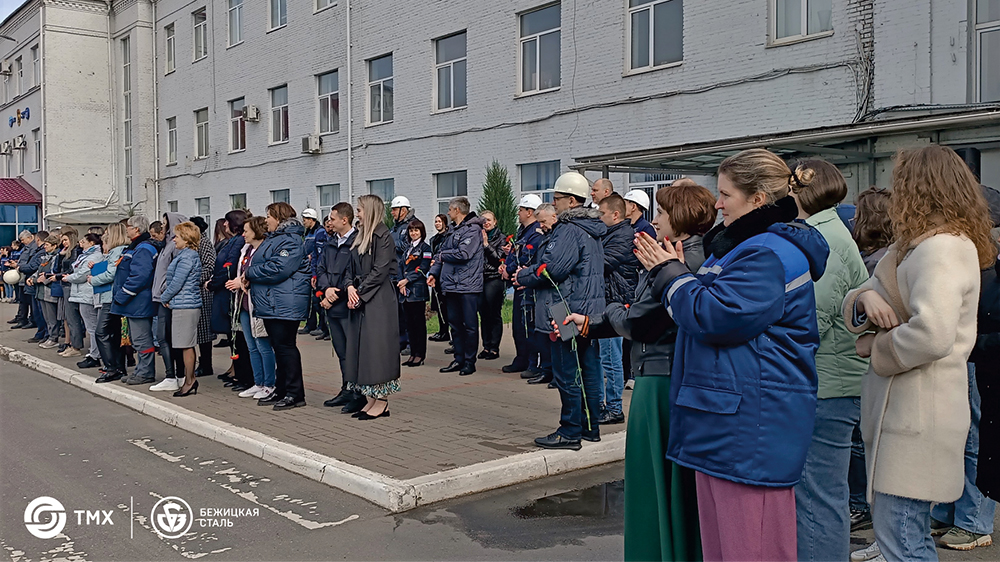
left=1, top=345, right=624, bottom=511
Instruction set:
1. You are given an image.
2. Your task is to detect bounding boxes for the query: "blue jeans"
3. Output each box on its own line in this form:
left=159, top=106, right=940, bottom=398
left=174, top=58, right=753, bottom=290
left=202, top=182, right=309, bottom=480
left=32, top=295, right=47, bottom=340
left=873, top=492, right=937, bottom=561
left=240, top=311, right=276, bottom=388
left=795, top=396, right=860, bottom=562
left=930, top=363, right=997, bottom=535
left=550, top=336, right=602, bottom=441
left=849, top=422, right=869, bottom=512
left=599, top=337, right=624, bottom=416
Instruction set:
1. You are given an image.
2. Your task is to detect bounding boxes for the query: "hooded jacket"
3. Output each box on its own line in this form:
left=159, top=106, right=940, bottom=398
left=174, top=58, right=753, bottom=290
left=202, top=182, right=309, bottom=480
left=245, top=219, right=311, bottom=320
left=516, top=206, right=608, bottom=333
left=160, top=247, right=203, bottom=310
left=152, top=212, right=188, bottom=303
left=429, top=212, right=486, bottom=294
left=111, top=232, right=159, bottom=318
left=601, top=219, right=641, bottom=305
left=65, top=244, right=103, bottom=305
left=652, top=196, right=830, bottom=487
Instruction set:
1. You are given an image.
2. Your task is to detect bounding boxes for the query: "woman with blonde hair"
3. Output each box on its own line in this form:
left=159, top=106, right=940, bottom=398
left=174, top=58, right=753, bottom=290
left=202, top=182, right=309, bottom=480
left=93, top=223, right=130, bottom=382
left=160, top=221, right=203, bottom=397
left=634, top=148, right=830, bottom=560
left=843, top=145, right=996, bottom=561
left=344, top=194, right=400, bottom=419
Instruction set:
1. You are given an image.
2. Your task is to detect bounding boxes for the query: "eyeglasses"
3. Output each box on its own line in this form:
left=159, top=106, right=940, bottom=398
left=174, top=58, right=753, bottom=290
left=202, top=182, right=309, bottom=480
left=552, top=194, right=570, bottom=201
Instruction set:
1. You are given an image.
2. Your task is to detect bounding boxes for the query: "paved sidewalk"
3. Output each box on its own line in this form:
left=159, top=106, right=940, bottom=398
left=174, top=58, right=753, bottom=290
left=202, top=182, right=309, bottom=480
left=0, top=303, right=628, bottom=482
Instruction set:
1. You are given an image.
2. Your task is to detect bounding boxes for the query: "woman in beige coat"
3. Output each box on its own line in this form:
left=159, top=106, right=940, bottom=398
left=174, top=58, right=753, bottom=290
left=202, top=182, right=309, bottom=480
left=843, top=145, right=996, bottom=561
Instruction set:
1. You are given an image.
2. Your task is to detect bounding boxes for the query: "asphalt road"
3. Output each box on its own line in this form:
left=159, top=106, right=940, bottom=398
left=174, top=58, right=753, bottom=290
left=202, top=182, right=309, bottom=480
left=0, top=361, right=623, bottom=561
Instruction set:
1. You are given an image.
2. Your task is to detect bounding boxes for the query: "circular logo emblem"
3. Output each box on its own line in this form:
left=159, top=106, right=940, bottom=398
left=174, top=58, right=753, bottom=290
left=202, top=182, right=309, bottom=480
left=24, top=496, right=67, bottom=539
left=150, top=496, right=193, bottom=539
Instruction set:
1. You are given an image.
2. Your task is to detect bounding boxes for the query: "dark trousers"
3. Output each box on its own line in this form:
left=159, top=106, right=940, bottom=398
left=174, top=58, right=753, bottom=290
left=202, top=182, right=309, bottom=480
left=445, top=292, right=479, bottom=367
left=326, top=311, right=351, bottom=387
left=304, top=293, right=328, bottom=334
left=232, top=331, right=254, bottom=387
left=622, top=339, right=633, bottom=381
left=95, top=307, right=123, bottom=373
left=479, top=278, right=504, bottom=352
left=198, top=341, right=214, bottom=377
left=156, top=304, right=177, bottom=378
left=432, top=287, right=450, bottom=338
left=550, top=336, right=602, bottom=440
left=398, top=302, right=409, bottom=349
left=510, top=290, right=535, bottom=371
left=15, top=287, right=29, bottom=322
left=32, top=296, right=47, bottom=339
left=401, top=301, right=428, bottom=358
left=263, top=318, right=304, bottom=402
left=849, top=421, right=869, bottom=512
left=535, top=327, right=553, bottom=376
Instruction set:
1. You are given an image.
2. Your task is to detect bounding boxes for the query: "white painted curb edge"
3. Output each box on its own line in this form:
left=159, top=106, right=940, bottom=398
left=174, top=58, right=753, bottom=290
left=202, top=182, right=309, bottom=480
left=1, top=346, right=624, bottom=511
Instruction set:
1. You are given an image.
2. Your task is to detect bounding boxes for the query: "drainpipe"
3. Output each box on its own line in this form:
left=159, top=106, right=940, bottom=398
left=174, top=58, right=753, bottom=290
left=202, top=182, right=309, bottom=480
left=39, top=4, right=46, bottom=227
left=106, top=0, right=118, bottom=217
left=345, top=0, right=353, bottom=202
left=151, top=0, right=160, bottom=218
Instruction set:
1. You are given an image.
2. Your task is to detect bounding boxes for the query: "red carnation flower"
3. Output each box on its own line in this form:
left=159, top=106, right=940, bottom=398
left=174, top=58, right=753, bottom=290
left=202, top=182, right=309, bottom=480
left=526, top=244, right=534, bottom=250
left=536, top=263, right=548, bottom=276
left=223, top=262, right=233, bottom=267
left=315, top=291, right=324, bottom=298
left=506, top=234, right=515, bottom=243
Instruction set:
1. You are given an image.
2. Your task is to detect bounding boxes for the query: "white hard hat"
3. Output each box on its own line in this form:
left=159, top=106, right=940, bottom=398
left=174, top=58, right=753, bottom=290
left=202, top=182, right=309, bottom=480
left=552, top=172, right=590, bottom=200
left=3, top=269, right=23, bottom=284
left=518, top=194, right=543, bottom=210
left=623, top=190, right=651, bottom=211
left=301, top=208, right=319, bottom=219
left=390, top=196, right=411, bottom=208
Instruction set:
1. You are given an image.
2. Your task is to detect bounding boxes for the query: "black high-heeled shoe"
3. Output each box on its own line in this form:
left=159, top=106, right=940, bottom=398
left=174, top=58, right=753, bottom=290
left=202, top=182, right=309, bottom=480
left=405, top=358, right=424, bottom=367
left=173, top=381, right=198, bottom=397
left=357, top=401, right=389, bottom=420
left=401, top=357, right=414, bottom=366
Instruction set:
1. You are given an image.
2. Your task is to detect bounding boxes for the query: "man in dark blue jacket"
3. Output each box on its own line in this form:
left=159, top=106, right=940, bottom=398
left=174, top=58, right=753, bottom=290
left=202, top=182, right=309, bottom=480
left=22, top=231, right=49, bottom=340
left=517, top=172, right=607, bottom=451
left=624, top=190, right=657, bottom=239
left=110, top=215, right=159, bottom=385
left=301, top=209, right=329, bottom=339
left=389, top=196, right=418, bottom=353
left=502, top=194, right=545, bottom=377
left=11, top=230, right=39, bottom=329
left=428, top=196, right=484, bottom=377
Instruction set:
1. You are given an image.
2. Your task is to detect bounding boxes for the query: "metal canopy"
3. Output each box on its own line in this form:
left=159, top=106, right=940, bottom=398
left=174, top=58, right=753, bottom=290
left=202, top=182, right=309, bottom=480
left=572, top=107, right=1000, bottom=176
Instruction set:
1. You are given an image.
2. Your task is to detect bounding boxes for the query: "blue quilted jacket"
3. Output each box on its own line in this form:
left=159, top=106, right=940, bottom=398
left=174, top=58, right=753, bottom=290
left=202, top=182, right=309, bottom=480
left=160, top=248, right=203, bottom=310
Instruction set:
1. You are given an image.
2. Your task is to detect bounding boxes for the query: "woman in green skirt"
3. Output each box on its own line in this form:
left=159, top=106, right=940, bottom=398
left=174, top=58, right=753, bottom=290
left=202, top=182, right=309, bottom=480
left=564, top=180, right=717, bottom=561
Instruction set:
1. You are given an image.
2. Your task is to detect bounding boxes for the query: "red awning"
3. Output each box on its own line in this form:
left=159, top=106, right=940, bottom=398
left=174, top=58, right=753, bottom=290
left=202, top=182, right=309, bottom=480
left=0, top=177, right=42, bottom=204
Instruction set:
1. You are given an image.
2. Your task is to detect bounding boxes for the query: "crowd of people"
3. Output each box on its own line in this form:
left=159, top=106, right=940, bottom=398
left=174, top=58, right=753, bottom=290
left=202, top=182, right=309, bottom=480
left=3, top=143, right=999, bottom=561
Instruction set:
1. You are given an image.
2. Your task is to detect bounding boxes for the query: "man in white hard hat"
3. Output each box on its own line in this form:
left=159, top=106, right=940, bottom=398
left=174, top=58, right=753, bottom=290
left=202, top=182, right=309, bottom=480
left=516, top=171, right=606, bottom=450
left=624, top=190, right=657, bottom=239
left=502, top=194, right=546, bottom=377
left=299, top=208, right=329, bottom=339
left=389, top=195, right=418, bottom=353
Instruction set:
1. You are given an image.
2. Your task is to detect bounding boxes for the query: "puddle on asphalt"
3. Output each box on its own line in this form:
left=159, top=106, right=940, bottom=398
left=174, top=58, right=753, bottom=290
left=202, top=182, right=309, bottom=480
left=511, top=480, right=624, bottom=520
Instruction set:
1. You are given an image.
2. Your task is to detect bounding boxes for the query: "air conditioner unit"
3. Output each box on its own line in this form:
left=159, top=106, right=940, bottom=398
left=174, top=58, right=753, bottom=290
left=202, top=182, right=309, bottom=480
left=0, top=141, right=10, bottom=155
left=12, top=135, right=26, bottom=149
left=0, top=63, right=10, bottom=76
left=301, top=134, right=321, bottom=154
left=244, top=105, right=260, bottom=122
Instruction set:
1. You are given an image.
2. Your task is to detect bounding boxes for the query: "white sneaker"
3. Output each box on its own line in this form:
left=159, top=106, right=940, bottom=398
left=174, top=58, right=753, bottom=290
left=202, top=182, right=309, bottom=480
left=39, top=339, right=58, bottom=349
left=238, top=385, right=262, bottom=398
left=149, top=378, right=182, bottom=392
left=253, top=386, right=274, bottom=400
left=851, top=542, right=881, bottom=562
left=624, top=379, right=634, bottom=390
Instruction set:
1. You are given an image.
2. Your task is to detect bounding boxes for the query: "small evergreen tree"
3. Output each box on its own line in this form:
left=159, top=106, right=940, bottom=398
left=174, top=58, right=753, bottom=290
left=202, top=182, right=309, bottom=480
left=478, top=160, right=518, bottom=236
left=383, top=202, right=394, bottom=229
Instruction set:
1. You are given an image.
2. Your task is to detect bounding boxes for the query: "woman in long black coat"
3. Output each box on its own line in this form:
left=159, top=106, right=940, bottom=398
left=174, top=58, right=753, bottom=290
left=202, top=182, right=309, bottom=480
left=208, top=211, right=247, bottom=359
left=972, top=247, right=999, bottom=500
left=345, top=195, right=400, bottom=420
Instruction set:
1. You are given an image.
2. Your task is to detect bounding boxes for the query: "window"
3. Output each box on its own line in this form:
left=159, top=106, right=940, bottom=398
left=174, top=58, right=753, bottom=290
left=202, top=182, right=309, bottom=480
left=519, top=4, right=561, bottom=94
left=193, top=10, right=208, bottom=61
left=31, top=46, right=38, bottom=87
left=168, top=200, right=179, bottom=212
left=519, top=160, right=560, bottom=202
left=228, top=0, right=243, bottom=46
left=367, top=179, right=394, bottom=203
left=628, top=0, right=682, bottom=71
left=31, top=129, right=39, bottom=171
left=316, top=0, right=335, bottom=11
left=367, top=54, right=393, bottom=125
left=122, top=38, right=133, bottom=202
left=195, top=197, right=211, bottom=223
left=14, top=57, right=22, bottom=96
left=435, top=171, right=468, bottom=214
left=0, top=205, right=39, bottom=247
left=269, top=0, right=287, bottom=30
left=629, top=172, right=679, bottom=221
left=166, top=117, right=177, bottom=164
left=2, top=155, right=8, bottom=177
left=16, top=145, right=24, bottom=177
left=230, top=193, right=247, bottom=210
left=977, top=0, right=1000, bottom=101
left=229, top=98, right=246, bottom=152
left=318, top=71, right=339, bottom=134
left=270, top=85, right=289, bottom=143
left=3, top=76, right=8, bottom=104
left=433, top=32, right=467, bottom=111
left=772, top=0, right=833, bottom=42
left=165, top=24, right=175, bottom=73
left=195, top=108, right=209, bottom=159
left=317, top=184, right=340, bottom=217
left=271, top=189, right=290, bottom=204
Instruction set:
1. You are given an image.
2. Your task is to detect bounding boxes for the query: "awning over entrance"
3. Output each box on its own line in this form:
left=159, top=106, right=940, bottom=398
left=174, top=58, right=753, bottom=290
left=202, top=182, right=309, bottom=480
left=572, top=106, right=1000, bottom=176
left=0, top=177, right=41, bottom=204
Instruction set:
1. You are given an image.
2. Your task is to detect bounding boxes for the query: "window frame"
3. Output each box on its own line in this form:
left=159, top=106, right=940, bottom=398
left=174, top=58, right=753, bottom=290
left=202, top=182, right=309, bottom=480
left=166, top=117, right=177, bottom=165
left=270, top=189, right=290, bottom=204
left=30, top=46, right=38, bottom=87
left=269, top=0, right=288, bottom=31
left=269, top=85, right=290, bottom=144
left=518, top=160, right=560, bottom=203
left=31, top=129, right=39, bottom=172
left=229, top=97, right=246, bottom=153
left=315, top=0, right=336, bottom=13
left=434, top=171, right=468, bottom=214
left=517, top=3, right=562, bottom=96
left=367, top=178, right=395, bottom=203
left=975, top=2, right=1000, bottom=102
left=228, top=0, right=244, bottom=47
left=167, top=200, right=179, bottom=213
left=122, top=38, right=133, bottom=203
left=194, top=107, right=210, bottom=159
left=193, top=9, right=209, bottom=62
left=625, top=0, right=684, bottom=75
left=165, top=24, right=176, bottom=74
left=195, top=197, right=211, bottom=224
left=317, top=70, right=340, bottom=135
left=14, top=57, right=22, bottom=96
left=768, top=0, right=834, bottom=46
left=317, top=184, right=340, bottom=217
left=433, top=31, right=468, bottom=113
left=366, top=54, right=394, bottom=126
left=230, top=193, right=248, bottom=210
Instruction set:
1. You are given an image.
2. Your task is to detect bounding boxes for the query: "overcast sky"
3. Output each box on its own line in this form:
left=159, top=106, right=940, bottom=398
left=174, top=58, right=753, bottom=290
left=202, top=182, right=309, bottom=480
left=0, top=0, right=22, bottom=25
